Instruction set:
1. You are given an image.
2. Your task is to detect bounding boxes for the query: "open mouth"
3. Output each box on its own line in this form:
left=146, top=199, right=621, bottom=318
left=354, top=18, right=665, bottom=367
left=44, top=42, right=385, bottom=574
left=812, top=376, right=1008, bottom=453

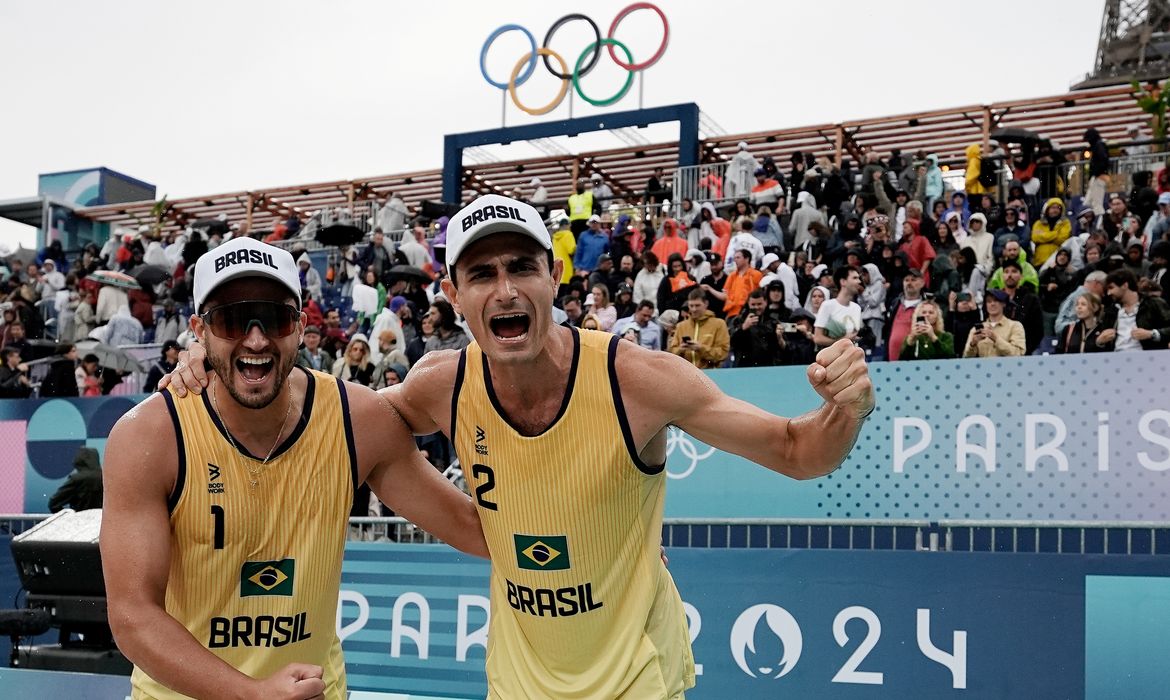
left=489, top=313, right=531, bottom=342
left=235, top=356, right=275, bottom=383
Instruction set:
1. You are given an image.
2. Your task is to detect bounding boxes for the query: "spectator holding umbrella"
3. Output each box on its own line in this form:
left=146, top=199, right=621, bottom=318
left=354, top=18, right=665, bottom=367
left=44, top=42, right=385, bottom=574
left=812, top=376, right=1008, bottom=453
left=94, top=276, right=132, bottom=324
left=76, top=353, right=102, bottom=396
left=0, top=346, right=32, bottom=398
left=39, top=343, right=81, bottom=397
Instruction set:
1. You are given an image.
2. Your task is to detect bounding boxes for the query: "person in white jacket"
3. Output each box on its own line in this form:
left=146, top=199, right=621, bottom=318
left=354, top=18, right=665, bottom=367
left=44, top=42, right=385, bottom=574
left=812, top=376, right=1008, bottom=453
left=377, top=193, right=407, bottom=234
left=693, top=202, right=723, bottom=250
left=95, top=285, right=129, bottom=325
left=961, top=213, right=995, bottom=274
left=529, top=177, right=549, bottom=212
left=634, top=252, right=666, bottom=306
left=789, top=191, right=826, bottom=250
left=297, top=253, right=323, bottom=301
left=725, top=141, right=759, bottom=201
left=760, top=253, right=801, bottom=312
left=723, top=220, right=766, bottom=273
left=39, top=260, right=66, bottom=299
left=859, top=263, right=888, bottom=342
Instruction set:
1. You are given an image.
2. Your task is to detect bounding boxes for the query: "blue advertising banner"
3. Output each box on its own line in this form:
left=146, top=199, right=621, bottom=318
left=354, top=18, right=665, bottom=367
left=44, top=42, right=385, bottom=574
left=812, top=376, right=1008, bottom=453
left=331, top=544, right=1170, bottom=699
left=2, top=352, right=1168, bottom=520
left=661, top=352, right=1170, bottom=520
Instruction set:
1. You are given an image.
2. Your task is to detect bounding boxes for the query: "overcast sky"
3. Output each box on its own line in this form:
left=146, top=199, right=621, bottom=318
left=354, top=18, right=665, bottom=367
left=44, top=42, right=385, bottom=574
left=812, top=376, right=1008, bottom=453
left=0, top=0, right=1106, bottom=250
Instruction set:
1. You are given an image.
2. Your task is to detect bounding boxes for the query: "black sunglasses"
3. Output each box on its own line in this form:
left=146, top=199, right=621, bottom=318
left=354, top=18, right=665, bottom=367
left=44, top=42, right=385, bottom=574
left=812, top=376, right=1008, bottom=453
left=200, top=301, right=299, bottom=340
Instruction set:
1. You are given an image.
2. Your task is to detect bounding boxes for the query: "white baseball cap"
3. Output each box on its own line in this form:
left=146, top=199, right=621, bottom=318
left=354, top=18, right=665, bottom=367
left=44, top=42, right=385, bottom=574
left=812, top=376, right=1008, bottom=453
left=446, top=194, right=551, bottom=267
left=761, top=252, right=781, bottom=269
left=193, top=236, right=302, bottom=312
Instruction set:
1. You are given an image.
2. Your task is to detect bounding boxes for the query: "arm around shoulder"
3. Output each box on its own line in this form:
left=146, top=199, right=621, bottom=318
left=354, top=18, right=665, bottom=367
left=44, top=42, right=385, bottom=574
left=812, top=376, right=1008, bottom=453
left=359, top=376, right=488, bottom=558
left=379, top=348, right=461, bottom=437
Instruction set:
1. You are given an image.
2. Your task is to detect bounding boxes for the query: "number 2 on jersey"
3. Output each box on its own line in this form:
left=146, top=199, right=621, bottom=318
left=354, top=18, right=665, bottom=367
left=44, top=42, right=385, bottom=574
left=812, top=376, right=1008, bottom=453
left=210, top=505, right=225, bottom=549
left=472, top=464, right=498, bottom=510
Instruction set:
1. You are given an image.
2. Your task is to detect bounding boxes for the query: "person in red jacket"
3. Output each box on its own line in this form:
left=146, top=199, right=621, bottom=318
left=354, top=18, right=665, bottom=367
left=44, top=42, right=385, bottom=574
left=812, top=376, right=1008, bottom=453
left=651, top=218, right=689, bottom=264
left=899, top=219, right=935, bottom=286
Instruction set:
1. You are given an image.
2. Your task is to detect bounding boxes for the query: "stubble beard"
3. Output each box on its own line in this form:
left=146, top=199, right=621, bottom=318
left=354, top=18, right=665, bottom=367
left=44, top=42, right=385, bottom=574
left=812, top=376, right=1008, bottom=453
left=208, top=349, right=296, bottom=410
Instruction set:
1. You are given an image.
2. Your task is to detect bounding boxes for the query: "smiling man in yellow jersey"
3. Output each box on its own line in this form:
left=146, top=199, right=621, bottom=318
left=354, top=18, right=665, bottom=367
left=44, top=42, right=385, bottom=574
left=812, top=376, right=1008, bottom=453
left=168, top=195, right=875, bottom=698
left=406, top=194, right=873, bottom=698
left=106, top=237, right=486, bottom=700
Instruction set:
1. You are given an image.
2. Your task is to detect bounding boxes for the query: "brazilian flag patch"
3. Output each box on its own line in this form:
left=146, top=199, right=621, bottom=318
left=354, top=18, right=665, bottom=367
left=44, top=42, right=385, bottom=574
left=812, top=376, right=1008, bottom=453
left=240, top=559, right=295, bottom=597
left=514, top=534, right=570, bottom=571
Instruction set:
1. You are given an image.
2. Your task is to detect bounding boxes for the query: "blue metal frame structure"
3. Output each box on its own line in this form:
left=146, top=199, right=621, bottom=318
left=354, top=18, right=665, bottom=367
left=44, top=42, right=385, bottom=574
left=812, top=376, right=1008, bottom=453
left=441, top=102, right=700, bottom=203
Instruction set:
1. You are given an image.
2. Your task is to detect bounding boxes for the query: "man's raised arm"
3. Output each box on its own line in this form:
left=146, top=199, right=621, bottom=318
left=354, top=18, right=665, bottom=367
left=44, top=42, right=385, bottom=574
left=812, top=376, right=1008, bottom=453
left=619, top=338, right=874, bottom=480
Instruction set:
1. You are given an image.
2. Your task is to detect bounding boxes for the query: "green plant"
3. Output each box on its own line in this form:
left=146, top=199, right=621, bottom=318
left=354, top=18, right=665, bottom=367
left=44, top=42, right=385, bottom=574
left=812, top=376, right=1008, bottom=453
left=149, top=195, right=171, bottom=237
left=127, top=194, right=171, bottom=236
left=1131, top=79, right=1170, bottom=151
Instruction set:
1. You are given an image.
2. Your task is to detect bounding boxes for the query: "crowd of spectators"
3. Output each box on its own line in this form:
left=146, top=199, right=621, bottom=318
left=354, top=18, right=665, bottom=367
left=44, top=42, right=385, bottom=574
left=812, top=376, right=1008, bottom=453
left=530, top=131, right=1170, bottom=366
left=4, top=127, right=1170, bottom=406
left=5, top=130, right=1170, bottom=531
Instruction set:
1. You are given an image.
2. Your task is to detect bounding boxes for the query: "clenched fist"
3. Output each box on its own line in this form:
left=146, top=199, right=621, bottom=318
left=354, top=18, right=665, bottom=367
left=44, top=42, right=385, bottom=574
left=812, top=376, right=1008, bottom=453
left=807, top=338, right=875, bottom=421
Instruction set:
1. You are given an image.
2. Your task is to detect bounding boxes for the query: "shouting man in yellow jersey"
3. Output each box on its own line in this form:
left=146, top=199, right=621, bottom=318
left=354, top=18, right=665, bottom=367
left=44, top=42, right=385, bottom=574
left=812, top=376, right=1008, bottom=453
left=104, top=237, right=487, bottom=700
left=167, top=194, right=875, bottom=699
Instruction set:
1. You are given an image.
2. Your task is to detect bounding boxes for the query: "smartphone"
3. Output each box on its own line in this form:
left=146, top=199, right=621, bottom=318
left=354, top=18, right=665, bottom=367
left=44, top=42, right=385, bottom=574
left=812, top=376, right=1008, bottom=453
left=781, top=322, right=798, bottom=333
left=914, top=316, right=925, bottom=324
left=681, top=336, right=692, bottom=344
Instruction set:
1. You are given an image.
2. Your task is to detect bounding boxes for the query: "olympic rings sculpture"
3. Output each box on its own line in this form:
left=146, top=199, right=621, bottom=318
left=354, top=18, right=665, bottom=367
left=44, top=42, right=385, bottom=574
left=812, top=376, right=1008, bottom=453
left=479, top=3, right=669, bottom=116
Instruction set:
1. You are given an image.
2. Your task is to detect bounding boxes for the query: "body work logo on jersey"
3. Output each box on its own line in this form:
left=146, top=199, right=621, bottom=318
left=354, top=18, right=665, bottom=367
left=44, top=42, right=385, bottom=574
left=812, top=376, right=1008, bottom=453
left=514, top=534, right=569, bottom=570
left=475, top=425, right=488, bottom=455
left=240, top=559, right=295, bottom=597
left=207, top=463, right=224, bottom=494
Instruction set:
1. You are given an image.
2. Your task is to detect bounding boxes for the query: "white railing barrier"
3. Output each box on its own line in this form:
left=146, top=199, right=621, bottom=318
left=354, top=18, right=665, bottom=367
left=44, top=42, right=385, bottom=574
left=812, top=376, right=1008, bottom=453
left=5, top=515, right=1165, bottom=554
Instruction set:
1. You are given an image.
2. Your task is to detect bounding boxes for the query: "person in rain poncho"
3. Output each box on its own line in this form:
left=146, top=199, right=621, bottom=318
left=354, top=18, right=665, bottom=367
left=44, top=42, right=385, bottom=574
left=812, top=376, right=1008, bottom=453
left=790, top=191, right=826, bottom=249
left=858, top=263, right=888, bottom=342
left=725, top=141, right=759, bottom=201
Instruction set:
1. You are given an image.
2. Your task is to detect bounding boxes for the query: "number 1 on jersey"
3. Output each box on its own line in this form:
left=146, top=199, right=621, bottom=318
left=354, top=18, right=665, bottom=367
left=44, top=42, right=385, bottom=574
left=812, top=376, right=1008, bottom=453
left=210, top=505, right=225, bottom=549
left=472, top=464, right=498, bottom=511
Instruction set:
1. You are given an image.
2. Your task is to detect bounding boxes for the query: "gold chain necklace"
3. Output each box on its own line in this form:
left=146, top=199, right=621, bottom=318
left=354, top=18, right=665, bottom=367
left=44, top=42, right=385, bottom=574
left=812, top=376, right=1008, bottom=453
left=211, top=377, right=293, bottom=489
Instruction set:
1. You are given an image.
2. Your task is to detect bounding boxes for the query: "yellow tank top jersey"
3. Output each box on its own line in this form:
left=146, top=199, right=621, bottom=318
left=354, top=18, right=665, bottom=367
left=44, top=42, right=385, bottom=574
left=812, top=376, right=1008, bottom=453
left=454, top=328, right=696, bottom=699
left=131, top=367, right=357, bottom=700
